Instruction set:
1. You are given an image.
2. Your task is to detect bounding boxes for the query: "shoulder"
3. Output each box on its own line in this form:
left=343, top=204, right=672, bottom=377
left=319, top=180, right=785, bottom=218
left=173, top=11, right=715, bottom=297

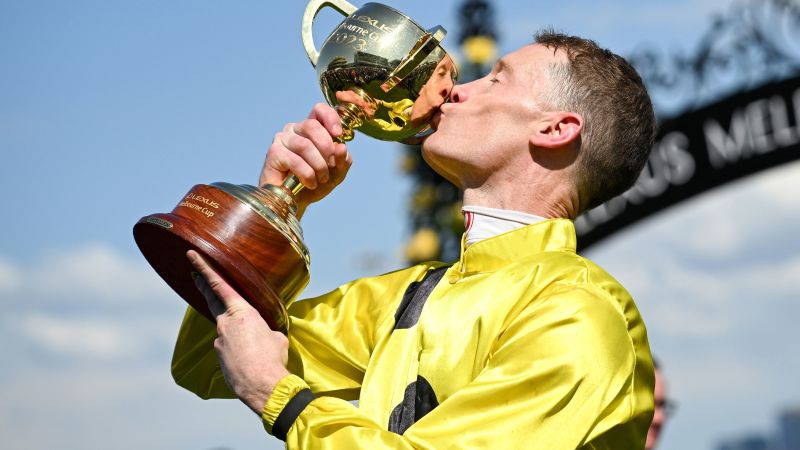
left=509, top=250, right=638, bottom=321
left=500, top=249, right=652, bottom=378
left=514, top=251, right=655, bottom=424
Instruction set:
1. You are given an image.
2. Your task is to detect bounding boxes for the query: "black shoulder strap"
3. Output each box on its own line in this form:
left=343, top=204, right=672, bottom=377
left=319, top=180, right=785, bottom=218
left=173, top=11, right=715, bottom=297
left=393, top=265, right=451, bottom=330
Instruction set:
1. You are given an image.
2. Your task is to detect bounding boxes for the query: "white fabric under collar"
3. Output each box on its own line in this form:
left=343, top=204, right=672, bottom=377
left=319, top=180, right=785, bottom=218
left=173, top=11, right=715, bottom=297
left=462, top=205, right=546, bottom=247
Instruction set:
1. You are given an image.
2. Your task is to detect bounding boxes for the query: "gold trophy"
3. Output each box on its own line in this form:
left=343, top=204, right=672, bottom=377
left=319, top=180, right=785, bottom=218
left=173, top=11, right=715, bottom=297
left=133, top=0, right=457, bottom=332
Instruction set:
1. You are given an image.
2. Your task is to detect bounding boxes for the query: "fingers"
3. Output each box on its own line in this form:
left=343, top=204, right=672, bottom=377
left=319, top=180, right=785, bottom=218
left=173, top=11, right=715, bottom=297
left=260, top=103, right=346, bottom=190
left=273, top=124, right=330, bottom=189
left=193, top=271, right=226, bottom=318
left=329, top=142, right=351, bottom=184
left=187, top=250, right=248, bottom=318
left=308, top=102, right=343, bottom=137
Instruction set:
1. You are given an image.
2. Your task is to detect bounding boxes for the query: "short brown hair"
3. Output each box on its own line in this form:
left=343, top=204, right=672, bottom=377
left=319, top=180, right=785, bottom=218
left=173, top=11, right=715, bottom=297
left=534, top=30, right=656, bottom=212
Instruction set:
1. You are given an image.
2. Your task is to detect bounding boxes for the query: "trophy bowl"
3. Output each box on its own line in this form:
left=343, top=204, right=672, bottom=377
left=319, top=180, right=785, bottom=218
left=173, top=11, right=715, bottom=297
left=304, top=0, right=458, bottom=142
left=133, top=0, right=457, bottom=332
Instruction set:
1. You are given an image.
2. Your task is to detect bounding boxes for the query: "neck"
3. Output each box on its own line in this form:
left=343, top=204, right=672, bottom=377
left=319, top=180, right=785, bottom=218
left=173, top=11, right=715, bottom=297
left=455, top=149, right=580, bottom=218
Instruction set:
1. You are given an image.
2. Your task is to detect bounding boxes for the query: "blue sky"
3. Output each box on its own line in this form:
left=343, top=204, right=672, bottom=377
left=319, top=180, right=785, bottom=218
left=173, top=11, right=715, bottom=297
left=1, top=1, right=798, bottom=449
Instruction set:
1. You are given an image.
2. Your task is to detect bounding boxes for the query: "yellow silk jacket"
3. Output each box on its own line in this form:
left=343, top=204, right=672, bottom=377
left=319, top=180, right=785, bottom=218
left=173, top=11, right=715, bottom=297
left=172, top=218, right=655, bottom=449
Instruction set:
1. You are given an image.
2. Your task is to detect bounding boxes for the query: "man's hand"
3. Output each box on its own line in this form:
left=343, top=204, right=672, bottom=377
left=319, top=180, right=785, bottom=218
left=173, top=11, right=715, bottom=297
left=260, top=103, right=352, bottom=213
left=187, top=250, right=290, bottom=416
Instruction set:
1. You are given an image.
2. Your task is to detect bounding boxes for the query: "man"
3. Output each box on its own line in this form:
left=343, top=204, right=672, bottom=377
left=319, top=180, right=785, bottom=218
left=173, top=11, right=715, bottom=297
left=172, top=30, right=657, bottom=449
left=646, top=360, right=673, bottom=450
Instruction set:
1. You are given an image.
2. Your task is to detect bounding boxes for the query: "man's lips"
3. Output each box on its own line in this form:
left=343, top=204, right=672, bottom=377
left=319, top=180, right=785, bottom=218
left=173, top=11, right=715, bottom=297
left=430, top=109, right=443, bottom=130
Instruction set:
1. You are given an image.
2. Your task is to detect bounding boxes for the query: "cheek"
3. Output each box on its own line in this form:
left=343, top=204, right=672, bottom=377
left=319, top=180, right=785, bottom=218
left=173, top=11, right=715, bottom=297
left=446, top=111, right=486, bottom=138
left=426, top=105, right=513, bottom=152
left=491, top=107, right=535, bottom=144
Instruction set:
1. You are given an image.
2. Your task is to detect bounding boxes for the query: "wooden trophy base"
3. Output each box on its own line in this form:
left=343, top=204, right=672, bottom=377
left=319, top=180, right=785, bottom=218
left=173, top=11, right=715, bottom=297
left=133, top=183, right=310, bottom=332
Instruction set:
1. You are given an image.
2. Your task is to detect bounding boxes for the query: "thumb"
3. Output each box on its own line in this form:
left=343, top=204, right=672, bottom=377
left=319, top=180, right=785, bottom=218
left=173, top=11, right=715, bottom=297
left=187, top=250, right=249, bottom=317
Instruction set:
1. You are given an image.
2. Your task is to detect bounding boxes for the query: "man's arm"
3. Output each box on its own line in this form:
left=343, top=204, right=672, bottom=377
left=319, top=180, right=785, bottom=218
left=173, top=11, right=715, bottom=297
left=184, top=250, right=290, bottom=414
left=171, top=103, right=354, bottom=399
left=171, top=254, right=429, bottom=403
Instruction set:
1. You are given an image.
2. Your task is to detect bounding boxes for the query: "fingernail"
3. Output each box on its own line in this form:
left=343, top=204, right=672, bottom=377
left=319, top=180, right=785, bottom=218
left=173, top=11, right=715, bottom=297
left=328, top=155, right=336, bottom=168
left=334, top=124, right=342, bottom=136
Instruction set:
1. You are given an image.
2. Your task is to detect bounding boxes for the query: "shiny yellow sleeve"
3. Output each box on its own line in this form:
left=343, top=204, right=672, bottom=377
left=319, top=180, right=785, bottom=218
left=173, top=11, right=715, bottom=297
left=170, top=264, right=434, bottom=401
left=170, top=307, right=235, bottom=399
left=271, top=283, right=653, bottom=449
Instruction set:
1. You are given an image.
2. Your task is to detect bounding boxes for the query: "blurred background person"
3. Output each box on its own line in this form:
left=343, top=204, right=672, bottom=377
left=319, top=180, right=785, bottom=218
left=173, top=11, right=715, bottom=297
left=647, top=359, right=676, bottom=450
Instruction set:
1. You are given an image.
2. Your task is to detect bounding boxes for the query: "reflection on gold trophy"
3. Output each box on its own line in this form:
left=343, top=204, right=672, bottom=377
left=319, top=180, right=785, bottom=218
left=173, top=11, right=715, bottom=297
left=132, top=0, right=458, bottom=332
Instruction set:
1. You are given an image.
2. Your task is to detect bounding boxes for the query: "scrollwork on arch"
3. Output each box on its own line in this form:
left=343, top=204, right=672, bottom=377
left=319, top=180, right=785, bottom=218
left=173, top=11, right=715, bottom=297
left=628, top=0, right=800, bottom=113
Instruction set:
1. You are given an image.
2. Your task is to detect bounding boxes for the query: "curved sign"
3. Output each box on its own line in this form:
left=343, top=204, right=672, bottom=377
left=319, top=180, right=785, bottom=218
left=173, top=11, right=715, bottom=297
left=576, top=74, right=800, bottom=250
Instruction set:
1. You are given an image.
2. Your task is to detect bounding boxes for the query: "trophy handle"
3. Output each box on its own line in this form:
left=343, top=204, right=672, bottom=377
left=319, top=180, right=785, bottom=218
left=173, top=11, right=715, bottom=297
left=381, top=26, right=447, bottom=92
left=302, top=0, right=358, bottom=67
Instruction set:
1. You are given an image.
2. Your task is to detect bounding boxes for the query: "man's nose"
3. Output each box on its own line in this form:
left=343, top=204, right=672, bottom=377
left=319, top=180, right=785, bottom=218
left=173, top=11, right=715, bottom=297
left=449, top=83, right=469, bottom=103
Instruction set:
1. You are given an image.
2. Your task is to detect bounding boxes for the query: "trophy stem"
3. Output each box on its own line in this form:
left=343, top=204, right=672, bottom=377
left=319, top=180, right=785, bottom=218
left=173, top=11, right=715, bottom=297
left=282, top=175, right=305, bottom=196
left=335, top=103, right=364, bottom=143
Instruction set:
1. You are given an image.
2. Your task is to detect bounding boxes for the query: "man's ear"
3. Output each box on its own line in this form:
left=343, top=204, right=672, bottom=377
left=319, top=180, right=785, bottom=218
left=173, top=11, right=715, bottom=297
left=529, top=112, right=583, bottom=149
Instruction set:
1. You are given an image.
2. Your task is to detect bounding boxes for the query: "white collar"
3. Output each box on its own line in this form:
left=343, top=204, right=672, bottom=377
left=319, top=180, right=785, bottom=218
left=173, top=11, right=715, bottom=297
left=462, top=205, right=546, bottom=247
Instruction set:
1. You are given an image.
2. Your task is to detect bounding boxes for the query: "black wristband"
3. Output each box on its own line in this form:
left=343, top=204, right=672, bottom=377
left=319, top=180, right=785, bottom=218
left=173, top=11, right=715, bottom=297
left=272, top=388, right=316, bottom=441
